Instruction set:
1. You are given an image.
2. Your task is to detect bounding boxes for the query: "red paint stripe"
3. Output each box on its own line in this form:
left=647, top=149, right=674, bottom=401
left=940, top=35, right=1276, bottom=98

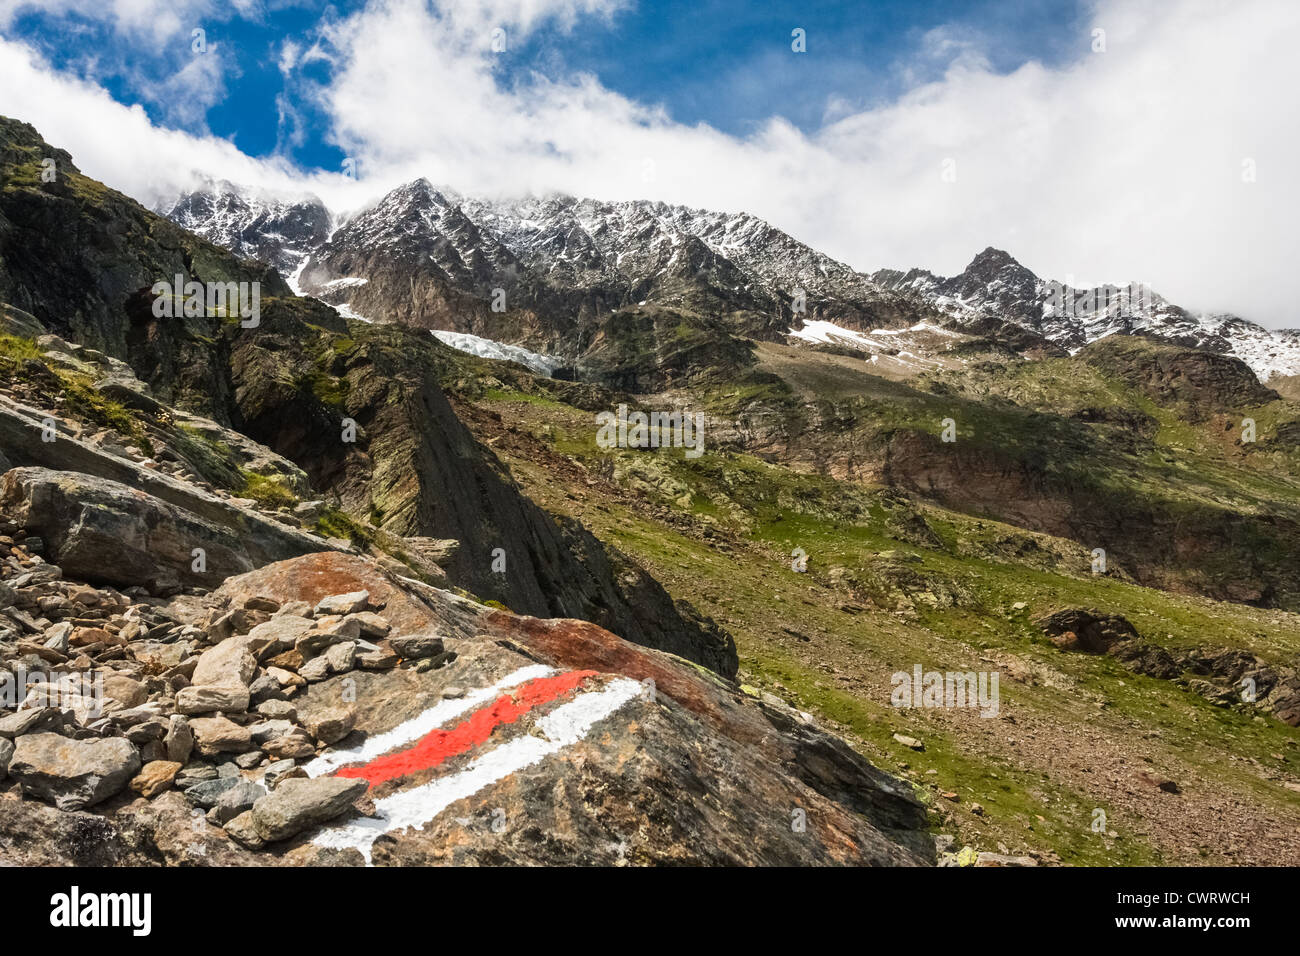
left=336, top=670, right=599, bottom=787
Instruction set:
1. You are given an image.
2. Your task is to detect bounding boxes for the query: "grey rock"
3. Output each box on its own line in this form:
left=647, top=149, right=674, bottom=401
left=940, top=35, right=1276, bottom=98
left=295, top=617, right=361, bottom=657
left=255, top=699, right=297, bottom=721
left=248, top=719, right=296, bottom=746
left=243, top=615, right=312, bottom=659
left=324, top=640, right=356, bottom=674
left=183, top=775, right=244, bottom=809
left=274, top=600, right=313, bottom=618
left=9, top=733, right=141, bottom=810
left=174, top=762, right=218, bottom=789
left=248, top=673, right=284, bottom=706
left=262, top=759, right=305, bottom=790
left=388, top=629, right=444, bottom=660
left=251, top=776, right=369, bottom=842
left=298, top=656, right=331, bottom=682
left=164, top=715, right=194, bottom=764
left=211, top=780, right=266, bottom=825
left=314, top=591, right=370, bottom=616
left=234, top=750, right=264, bottom=769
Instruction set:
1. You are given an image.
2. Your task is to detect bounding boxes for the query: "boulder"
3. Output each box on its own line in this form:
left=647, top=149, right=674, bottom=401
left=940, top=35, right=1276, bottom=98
left=1036, top=608, right=1139, bottom=653
left=188, top=716, right=253, bottom=755
left=9, top=734, right=140, bottom=810
left=388, top=630, right=444, bottom=660
left=164, top=715, right=194, bottom=764
left=251, top=776, right=369, bottom=842
left=191, top=639, right=258, bottom=688
left=176, top=684, right=251, bottom=715
left=130, top=760, right=182, bottom=798
left=210, top=781, right=266, bottom=825
left=314, top=591, right=370, bottom=616
left=0, top=468, right=253, bottom=589
left=304, top=705, right=355, bottom=745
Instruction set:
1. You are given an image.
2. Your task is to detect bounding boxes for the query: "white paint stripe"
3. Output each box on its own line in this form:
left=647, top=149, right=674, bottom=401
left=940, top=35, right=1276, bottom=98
left=302, top=664, right=556, bottom=777
left=310, top=677, right=643, bottom=862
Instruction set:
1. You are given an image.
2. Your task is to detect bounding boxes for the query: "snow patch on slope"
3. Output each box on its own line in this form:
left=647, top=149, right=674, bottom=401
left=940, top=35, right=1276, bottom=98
left=431, top=330, right=559, bottom=377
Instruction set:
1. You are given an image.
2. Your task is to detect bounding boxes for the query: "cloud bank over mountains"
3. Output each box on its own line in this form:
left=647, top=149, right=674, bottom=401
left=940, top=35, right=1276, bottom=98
left=0, top=0, right=1295, bottom=327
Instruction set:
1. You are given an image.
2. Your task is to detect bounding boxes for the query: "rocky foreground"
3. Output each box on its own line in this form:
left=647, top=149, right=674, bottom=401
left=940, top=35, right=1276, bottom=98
left=0, top=488, right=938, bottom=865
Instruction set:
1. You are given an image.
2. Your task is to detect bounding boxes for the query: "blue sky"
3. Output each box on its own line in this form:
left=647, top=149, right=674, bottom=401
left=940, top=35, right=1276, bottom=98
left=2, top=0, right=1089, bottom=173
left=0, top=0, right=1295, bottom=327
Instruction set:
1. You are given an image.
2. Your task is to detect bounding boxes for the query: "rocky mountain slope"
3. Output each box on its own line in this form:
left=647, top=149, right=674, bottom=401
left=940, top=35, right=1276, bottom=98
left=443, top=356, right=1300, bottom=865
left=5, top=112, right=1298, bottom=867
left=162, top=179, right=937, bottom=362
left=165, top=184, right=1300, bottom=385
left=1, top=116, right=734, bottom=677
left=0, top=115, right=942, bottom=865
left=165, top=180, right=333, bottom=278
left=873, top=247, right=1300, bottom=382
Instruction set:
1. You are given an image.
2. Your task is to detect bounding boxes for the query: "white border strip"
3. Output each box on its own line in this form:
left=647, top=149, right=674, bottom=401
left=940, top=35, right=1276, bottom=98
left=310, top=677, right=643, bottom=862
left=302, top=664, right=556, bottom=777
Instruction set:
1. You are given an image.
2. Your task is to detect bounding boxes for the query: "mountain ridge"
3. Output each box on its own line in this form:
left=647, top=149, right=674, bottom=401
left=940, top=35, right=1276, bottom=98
left=164, top=181, right=1300, bottom=382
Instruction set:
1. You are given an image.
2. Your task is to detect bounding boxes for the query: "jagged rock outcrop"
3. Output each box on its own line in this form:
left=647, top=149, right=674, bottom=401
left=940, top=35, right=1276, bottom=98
left=873, top=247, right=1300, bottom=381
left=0, top=507, right=932, bottom=866
left=0, top=115, right=736, bottom=678
left=227, top=304, right=738, bottom=676
left=0, top=467, right=266, bottom=589
left=0, top=117, right=288, bottom=412
left=1079, top=335, right=1280, bottom=414
left=1040, top=609, right=1300, bottom=726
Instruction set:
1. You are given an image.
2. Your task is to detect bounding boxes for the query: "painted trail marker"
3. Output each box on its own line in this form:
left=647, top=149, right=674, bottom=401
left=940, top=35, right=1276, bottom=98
left=306, top=666, right=643, bottom=862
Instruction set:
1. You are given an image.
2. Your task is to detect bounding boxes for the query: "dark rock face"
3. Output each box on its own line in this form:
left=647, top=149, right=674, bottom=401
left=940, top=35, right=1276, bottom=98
left=1079, top=335, right=1279, bottom=412
left=0, top=467, right=336, bottom=590
left=227, top=307, right=739, bottom=677
left=0, top=467, right=251, bottom=589
left=0, top=115, right=735, bottom=678
left=1035, top=608, right=1140, bottom=653
left=162, top=184, right=332, bottom=276
left=0, top=117, right=288, bottom=412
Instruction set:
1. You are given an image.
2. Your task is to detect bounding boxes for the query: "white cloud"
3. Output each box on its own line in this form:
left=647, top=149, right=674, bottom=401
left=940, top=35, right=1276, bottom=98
left=0, top=36, right=349, bottom=207
left=0, top=0, right=1297, bottom=327
left=0, top=0, right=234, bottom=42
